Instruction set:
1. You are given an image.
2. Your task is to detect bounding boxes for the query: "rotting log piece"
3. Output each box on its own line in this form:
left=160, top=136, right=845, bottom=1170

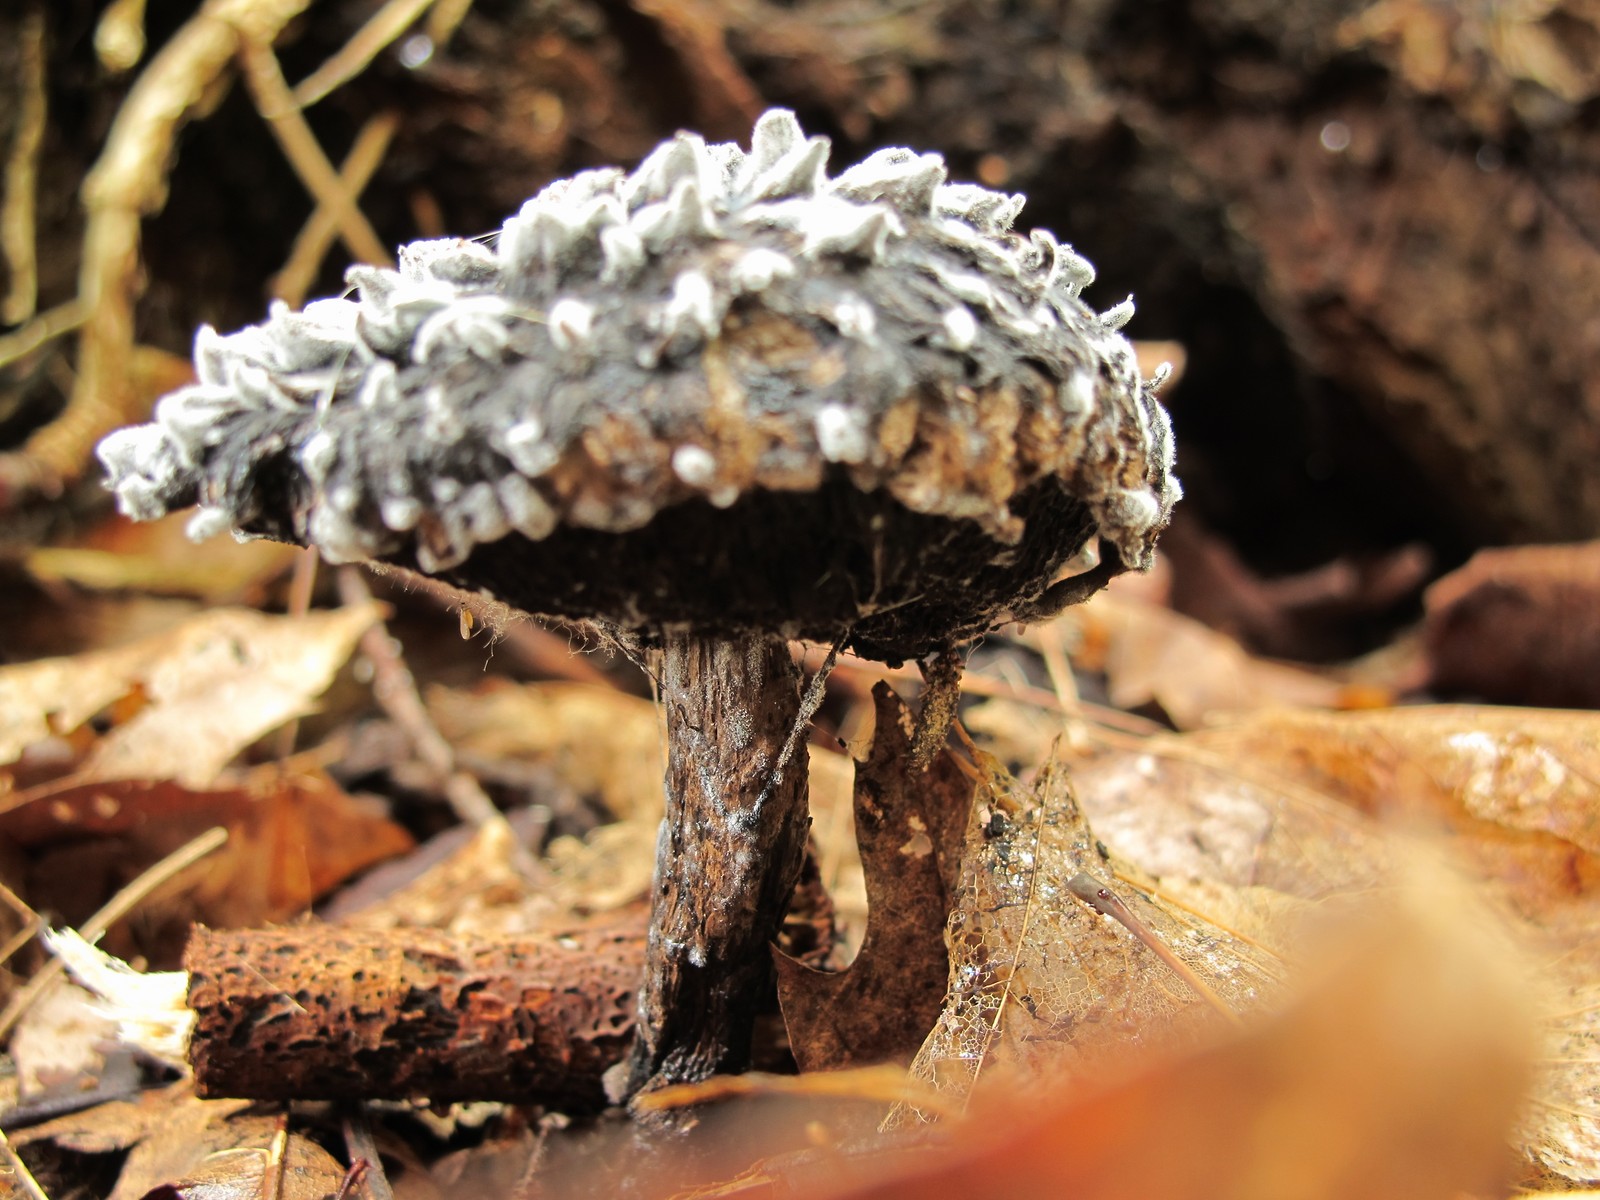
left=184, top=919, right=644, bottom=1110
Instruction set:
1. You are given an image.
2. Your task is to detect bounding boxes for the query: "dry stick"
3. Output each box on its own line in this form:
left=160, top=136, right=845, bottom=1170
left=339, top=1110, right=396, bottom=1200
left=16, top=0, right=314, bottom=491
left=425, top=0, right=476, bottom=43
left=261, top=1118, right=289, bottom=1200
left=0, top=878, right=42, bottom=971
left=0, top=1125, right=49, bottom=1200
left=0, top=825, right=228, bottom=1043
left=1031, top=621, right=1081, bottom=708
left=292, top=0, right=437, bottom=108
left=335, top=567, right=541, bottom=881
left=634, top=1064, right=960, bottom=1118
left=235, top=39, right=392, bottom=268
left=1066, top=872, right=1245, bottom=1028
left=272, top=546, right=321, bottom=759
left=0, top=919, right=40, bottom=973
left=0, top=8, right=46, bottom=326
left=272, top=111, right=399, bottom=308
left=0, top=300, right=87, bottom=371
left=94, top=0, right=151, bottom=72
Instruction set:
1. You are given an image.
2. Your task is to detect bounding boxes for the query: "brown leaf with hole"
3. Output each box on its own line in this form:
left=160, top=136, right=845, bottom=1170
left=775, top=684, right=973, bottom=1071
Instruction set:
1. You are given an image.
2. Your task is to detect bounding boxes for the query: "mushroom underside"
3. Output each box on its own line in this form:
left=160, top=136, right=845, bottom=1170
left=402, top=472, right=1105, bottom=664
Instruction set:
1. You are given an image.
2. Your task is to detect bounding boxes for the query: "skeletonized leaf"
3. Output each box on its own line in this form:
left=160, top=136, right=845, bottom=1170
left=895, top=747, right=1281, bottom=1120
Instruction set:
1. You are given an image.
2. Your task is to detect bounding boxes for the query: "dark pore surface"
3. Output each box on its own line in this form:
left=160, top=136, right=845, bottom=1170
left=400, top=471, right=1099, bottom=664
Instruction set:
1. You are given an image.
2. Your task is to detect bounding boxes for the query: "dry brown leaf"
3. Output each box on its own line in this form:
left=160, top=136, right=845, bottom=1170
left=6, top=1080, right=346, bottom=1200
left=113, top=1096, right=340, bottom=1200
left=25, top=512, right=298, bottom=605
left=1183, top=707, right=1600, bottom=917
left=1164, top=705, right=1600, bottom=1180
left=776, top=685, right=974, bottom=1072
left=896, top=746, right=1281, bottom=1119
left=1042, top=590, right=1359, bottom=729
left=741, top=866, right=1536, bottom=1200
left=0, top=604, right=380, bottom=784
left=427, top=680, right=665, bottom=822
left=10, top=1083, right=249, bottom=1156
left=1424, top=540, right=1600, bottom=708
left=0, top=767, right=412, bottom=939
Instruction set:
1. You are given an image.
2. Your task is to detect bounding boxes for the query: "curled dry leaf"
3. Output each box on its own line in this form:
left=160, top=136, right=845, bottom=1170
left=1423, top=540, right=1600, bottom=708
left=775, top=684, right=974, bottom=1072
left=0, top=603, right=381, bottom=785
left=894, top=746, right=1282, bottom=1121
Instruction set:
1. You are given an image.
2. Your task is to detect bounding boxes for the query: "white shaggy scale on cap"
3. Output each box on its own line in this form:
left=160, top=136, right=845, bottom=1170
left=98, top=109, right=1179, bottom=657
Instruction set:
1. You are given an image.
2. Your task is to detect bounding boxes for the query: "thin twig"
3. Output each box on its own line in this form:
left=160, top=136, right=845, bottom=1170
left=272, top=111, right=399, bottom=308
left=0, top=1125, right=50, bottom=1200
left=94, top=0, right=151, bottom=72
left=340, top=1108, right=396, bottom=1200
left=273, top=546, right=321, bottom=758
left=425, top=0, right=476, bottom=43
left=0, top=826, right=228, bottom=1043
left=235, top=39, right=392, bottom=268
left=16, top=0, right=312, bottom=490
left=261, top=1117, right=289, bottom=1200
left=0, top=299, right=87, bottom=370
left=0, top=878, right=42, bottom=970
left=1032, top=622, right=1081, bottom=708
left=0, top=917, right=41, bottom=973
left=1, top=9, right=47, bottom=326
left=336, top=568, right=540, bottom=880
left=634, top=1065, right=960, bottom=1118
left=292, top=0, right=436, bottom=108
left=805, top=645, right=1164, bottom=737
left=1067, top=872, right=1245, bottom=1027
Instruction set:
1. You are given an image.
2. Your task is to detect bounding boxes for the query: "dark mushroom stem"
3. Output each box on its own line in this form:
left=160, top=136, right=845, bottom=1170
left=626, top=629, right=814, bottom=1094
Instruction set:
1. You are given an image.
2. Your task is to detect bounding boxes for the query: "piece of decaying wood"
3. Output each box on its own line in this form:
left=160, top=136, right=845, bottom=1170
left=185, top=919, right=644, bottom=1110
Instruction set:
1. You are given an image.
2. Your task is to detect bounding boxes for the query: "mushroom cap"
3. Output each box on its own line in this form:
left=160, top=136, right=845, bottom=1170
left=99, top=110, right=1178, bottom=662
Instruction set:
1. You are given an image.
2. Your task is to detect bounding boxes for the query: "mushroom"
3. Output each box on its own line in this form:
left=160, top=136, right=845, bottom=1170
left=97, top=110, right=1179, bottom=1098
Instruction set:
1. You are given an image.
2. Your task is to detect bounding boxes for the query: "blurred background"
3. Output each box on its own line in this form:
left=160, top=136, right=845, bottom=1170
left=4, top=0, right=1598, bottom=678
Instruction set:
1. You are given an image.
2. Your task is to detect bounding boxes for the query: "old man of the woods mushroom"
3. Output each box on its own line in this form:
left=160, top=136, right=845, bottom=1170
left=99, top=110, right=1178, bottom=1098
